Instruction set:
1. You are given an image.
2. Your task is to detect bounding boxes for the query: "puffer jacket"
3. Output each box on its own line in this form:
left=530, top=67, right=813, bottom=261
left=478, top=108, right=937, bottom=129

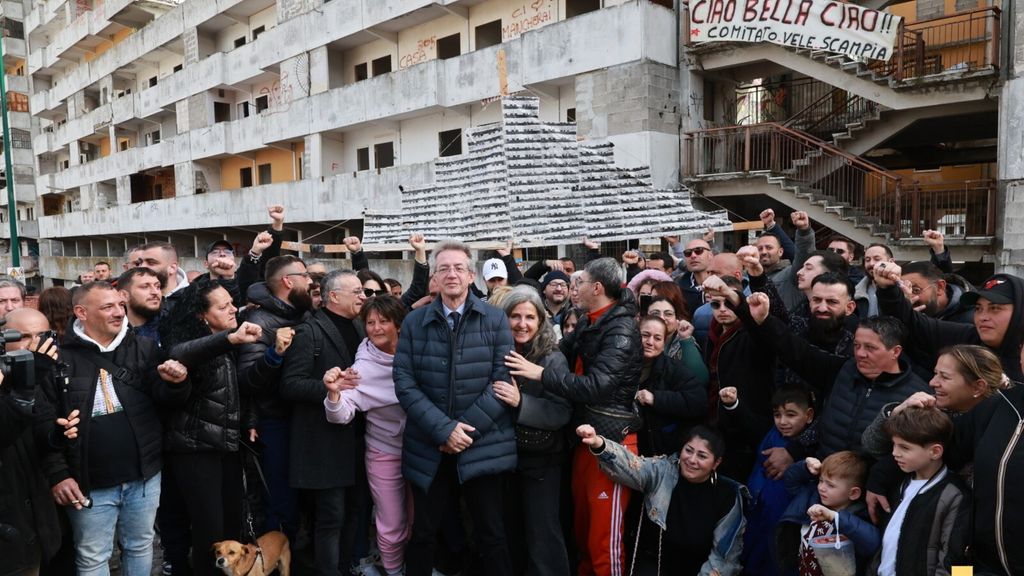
left=237, top=282, right=309, bottom=420
left=541, top=292, right=642, bottom=432
left=38, top=321, right=190, bottom=494
left=395, top=294, right=517, bottom=492
left=735, top=300, right=930, bottom=457
left=166, top=331, right=242, bottom=452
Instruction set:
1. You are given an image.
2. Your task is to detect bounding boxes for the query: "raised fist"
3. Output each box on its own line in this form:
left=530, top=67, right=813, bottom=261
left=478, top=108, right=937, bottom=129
left=251, top=231, right=274, bottom=256
left=343, top=236, right=363, bottom=253
left=719, top=386, right=738, bottom=406
left=760, top=208, right=776, bottom=229
left=746, top=292, right=771, bottom=325
left=790, top=211, right=810, bottom=231
left=228, top=322, right=263, bottom=345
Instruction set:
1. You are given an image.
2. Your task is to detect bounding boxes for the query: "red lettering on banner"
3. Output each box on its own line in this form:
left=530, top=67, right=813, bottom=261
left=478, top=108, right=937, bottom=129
left=820, top=1, right=837, bottom=25
left=744, top=0, right=758, bottom=21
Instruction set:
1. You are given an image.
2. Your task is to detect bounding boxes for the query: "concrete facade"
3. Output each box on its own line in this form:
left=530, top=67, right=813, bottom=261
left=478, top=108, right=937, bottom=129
left=13, top=0, right=683, bottom=282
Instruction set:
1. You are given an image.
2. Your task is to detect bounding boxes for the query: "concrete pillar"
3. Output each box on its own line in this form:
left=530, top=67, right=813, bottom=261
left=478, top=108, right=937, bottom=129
left=69, top=140, right=81, bottom=166
left=304, top=134, right=322, bottom=179
left=69, top=91, right=86, bottom=119
left=183, top=28, right=201, bottom=66
left=175, top=99, right=190, bottom=134
left=175, top=162, right=196, bottom=197
left=99, top=76, right=113, bottom=105
left=79, top=183, right=96, bottom=211
left=187, top=93, right=209, bottom=130
left=996, top=0, right=1024, bottom=274
left=309, top=47, right=329, bottom=95
left=116, top=174, right=132, bottom=205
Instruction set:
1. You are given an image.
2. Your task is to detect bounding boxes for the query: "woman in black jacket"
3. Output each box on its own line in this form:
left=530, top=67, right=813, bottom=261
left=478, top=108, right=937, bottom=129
left=163, top=279, right=290, bottom=576
left=494, top=287, right=573, bottom=576
left=635, top=315, right=708, bottom=456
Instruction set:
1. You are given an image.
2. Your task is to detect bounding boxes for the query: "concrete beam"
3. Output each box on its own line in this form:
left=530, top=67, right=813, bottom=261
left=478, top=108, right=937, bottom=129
left=366, top=26, right=398, bottom=45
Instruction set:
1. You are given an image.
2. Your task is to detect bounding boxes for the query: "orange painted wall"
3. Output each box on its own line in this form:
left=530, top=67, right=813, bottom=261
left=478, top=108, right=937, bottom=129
left=219, top=144, right=304, bottom=190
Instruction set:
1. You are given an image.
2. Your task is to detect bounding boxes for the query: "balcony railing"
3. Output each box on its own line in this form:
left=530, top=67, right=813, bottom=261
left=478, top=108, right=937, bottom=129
left=685, top=123, right=995, bottom=239
left=877, top=7, right=1000, bottom=80
left=889, top=180, right=996, bottom=238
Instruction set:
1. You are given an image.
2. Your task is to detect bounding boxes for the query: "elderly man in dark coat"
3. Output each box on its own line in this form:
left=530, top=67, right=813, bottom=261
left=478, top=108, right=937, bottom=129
left=395, top=240, right=517, bottom=576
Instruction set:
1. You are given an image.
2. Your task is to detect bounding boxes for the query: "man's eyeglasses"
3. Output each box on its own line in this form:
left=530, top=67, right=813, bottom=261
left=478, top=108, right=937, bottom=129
left=436, top=265, right=470, bottom=275
left=709, top=300, right=726, bottom=310
left=547, top=281, right=568, bottom=290
left=909, top=283, right=934, bottom=296
left=363, top=288, right=388, bottom=298
left=208, top=250, right=234, bottom=258
left=683, top=247, right=710, bottom=258
left=828, top=247, right=847, bottom=256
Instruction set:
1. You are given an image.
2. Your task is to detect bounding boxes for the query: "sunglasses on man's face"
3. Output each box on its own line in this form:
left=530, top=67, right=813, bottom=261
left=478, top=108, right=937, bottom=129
left=828, top=247, right=847, bottom=256
left=683, top=247, right=710, bottom=258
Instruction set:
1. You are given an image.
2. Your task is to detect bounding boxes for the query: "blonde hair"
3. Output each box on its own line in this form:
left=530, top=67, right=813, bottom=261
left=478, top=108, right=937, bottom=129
left=939, top=344, right=1012, bottom=398
left=487, top=285, right=514, bottom=308
left=820, top=451, right=867, bottom=488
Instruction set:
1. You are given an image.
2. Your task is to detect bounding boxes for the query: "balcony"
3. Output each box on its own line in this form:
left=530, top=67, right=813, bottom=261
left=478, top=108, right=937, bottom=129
left=0, top=219, right=39, bottom=240
left=1, top=36, right=26, bottom=60
left=1, top=0, right=24, bottom=21
left=38, top=161, right=433, bottom=238
left=44, top=1, right=672, bottom=162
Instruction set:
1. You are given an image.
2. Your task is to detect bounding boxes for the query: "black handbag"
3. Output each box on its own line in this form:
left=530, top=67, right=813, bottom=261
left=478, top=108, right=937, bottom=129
left=585, top=404, right=642, bottom=443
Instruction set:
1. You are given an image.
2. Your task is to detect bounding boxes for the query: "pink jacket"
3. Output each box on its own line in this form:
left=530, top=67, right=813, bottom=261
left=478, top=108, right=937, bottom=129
left=324, top=338, right=406, bottom=456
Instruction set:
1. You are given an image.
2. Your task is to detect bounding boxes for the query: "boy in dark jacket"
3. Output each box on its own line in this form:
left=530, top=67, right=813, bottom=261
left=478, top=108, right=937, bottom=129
left=777, top=451, right=880, bottom=576
left=874, top=406, right=970, bottom=576
left=726, top=386, right=816, bottom=576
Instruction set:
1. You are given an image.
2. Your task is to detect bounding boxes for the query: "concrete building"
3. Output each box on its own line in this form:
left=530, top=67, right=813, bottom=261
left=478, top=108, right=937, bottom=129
left=5, top=0, right=1021, bottom=283
left=681, top=0, right=1007, bottom=267
left=12, top=0, right=679, bottom=283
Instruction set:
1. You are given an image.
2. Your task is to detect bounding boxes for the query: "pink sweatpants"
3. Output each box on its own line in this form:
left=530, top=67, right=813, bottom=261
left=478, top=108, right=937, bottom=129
left=366, top=447, right=413, bottom=571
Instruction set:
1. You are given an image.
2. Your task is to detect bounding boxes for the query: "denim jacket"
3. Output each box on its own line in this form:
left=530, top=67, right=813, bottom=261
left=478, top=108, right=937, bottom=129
left=594, top=437, right=749, bottom=576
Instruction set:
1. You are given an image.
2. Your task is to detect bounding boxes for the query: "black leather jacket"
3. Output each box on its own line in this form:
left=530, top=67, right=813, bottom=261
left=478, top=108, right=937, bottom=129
left=542, top=291, right=642, bottom=422
left=166, top=332, right=243, bottom=452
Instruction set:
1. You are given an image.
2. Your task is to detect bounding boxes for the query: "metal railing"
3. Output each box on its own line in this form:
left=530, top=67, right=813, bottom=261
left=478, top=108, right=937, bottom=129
left=685, top=123, right=995, bottom=239
left=877, top=7, right=1000, bottom=80
left=784, top=90, right=878, bottom=141
left=732, top=79, right=878, bottom=141
left=893, top=180, right=996, bottom=238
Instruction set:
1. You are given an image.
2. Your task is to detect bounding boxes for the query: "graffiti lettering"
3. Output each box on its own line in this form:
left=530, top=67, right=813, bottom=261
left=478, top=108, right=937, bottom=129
left=400, top=36, right=436, bottom=69
left=259, top=70, right=293, bottom=115
left=503, top=1, right=555, bottom=40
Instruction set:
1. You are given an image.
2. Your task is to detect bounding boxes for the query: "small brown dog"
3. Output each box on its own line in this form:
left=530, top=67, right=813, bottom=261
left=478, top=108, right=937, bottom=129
left=212, top=531, right=291, bottom=576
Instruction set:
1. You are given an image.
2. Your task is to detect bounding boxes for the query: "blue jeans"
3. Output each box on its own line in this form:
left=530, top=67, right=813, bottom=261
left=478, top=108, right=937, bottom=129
left=67, top=473, right=162, bottom=576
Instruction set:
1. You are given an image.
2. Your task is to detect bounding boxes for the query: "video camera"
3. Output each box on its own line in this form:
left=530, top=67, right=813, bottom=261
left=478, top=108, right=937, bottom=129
left=0, top=317, right=34, bottom=391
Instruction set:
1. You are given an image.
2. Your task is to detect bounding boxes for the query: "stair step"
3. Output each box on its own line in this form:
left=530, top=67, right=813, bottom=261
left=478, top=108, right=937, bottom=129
left=825, top=55, right=847, bottom=64
left=832, top=133, right=852, bottom=141
left=845, top=122, right=864, bottom=129
left=810, top=50, right=829, bottom=59
left=841, top=61, right=861, bottom=72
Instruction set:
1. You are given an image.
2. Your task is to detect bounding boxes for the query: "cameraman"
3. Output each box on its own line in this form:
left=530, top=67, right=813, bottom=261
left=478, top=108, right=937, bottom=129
left=0, top=308, right=64, bottom=576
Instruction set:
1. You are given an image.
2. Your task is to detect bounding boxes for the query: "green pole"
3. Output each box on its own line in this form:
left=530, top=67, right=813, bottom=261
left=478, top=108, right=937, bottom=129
left=0, top=31, right=19, bottom=268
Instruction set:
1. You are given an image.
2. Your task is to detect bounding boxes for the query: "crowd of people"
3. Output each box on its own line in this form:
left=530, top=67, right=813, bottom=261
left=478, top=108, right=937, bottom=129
left=1, top=204, right=1023, bottom=576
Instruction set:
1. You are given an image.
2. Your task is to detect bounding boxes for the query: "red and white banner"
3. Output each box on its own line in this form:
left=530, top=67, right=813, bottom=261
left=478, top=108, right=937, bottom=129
left=688, top=0, right=902, bottom=61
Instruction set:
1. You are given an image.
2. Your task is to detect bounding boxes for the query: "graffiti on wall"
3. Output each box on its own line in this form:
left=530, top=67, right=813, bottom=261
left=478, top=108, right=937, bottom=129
left=259, top=70, right=294, bottom=115
left=502, top=0, right=555, bottom=40
left=399, top=36, right=436, bottom=69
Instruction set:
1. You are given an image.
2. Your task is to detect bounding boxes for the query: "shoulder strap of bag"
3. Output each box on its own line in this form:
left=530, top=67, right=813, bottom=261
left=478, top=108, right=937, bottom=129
left=83, top=349, right=136, bottom=385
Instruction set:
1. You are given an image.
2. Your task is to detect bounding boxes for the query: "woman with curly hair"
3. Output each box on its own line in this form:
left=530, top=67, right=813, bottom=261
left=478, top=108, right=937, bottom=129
left=38, top=286, right=73, bottom=342
left=162, top=279, right=294, bottom=576
left=496, top=287, right=573, bottom=575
